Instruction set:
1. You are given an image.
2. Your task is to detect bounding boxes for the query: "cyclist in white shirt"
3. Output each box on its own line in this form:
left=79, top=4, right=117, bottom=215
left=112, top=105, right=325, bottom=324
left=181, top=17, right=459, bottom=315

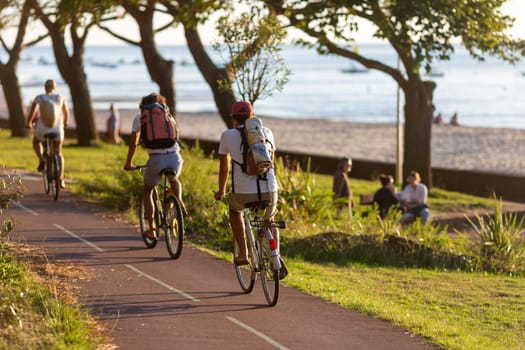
left=27, top=79, right=70, bottom=188
left=214, top=101, right=286, bottom=278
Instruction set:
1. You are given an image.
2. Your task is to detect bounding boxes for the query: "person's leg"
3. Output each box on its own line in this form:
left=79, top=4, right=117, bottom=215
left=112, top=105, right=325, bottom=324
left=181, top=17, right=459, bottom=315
left=53, top=140, right=66, bottom=187
left=419, top=208, right=430, bottom=224
left=229, top=209, right=247, bottom=263
left=33, top=137, right=44, bottom=171
left=401, top=212, right=415, bottom=224
left=143, top=184, right=156, bottom=238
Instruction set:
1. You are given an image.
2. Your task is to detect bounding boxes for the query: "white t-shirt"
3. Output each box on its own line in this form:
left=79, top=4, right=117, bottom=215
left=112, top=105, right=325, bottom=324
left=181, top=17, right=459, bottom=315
left=131, top=113, right=179, bottom=154
left=33, top=93, right=66, bottom=141
left=218, top=126, right=278, bottom=194
left=399, top=183, right=428, bottom=205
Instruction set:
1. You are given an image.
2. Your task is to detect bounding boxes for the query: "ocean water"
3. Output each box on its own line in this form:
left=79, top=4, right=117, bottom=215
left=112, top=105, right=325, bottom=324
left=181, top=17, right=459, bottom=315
left=13, top=44, right=525, bottom=129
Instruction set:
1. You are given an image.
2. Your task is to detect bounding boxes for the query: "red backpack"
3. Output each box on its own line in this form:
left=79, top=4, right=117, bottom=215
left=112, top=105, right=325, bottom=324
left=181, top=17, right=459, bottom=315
left=140, top=102, right=177, bottom=149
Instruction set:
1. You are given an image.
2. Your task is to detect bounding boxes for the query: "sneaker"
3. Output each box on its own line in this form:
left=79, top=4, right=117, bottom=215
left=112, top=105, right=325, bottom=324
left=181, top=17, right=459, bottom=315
left=37, top=159, right=45, bottom=172
left=278, top=258, right=288, bottom=280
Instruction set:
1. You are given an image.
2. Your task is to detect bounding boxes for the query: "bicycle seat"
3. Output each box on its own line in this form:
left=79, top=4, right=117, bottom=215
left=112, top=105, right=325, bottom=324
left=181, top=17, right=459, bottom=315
left=44, top=132, right=58, bottom=138
left=245, top=200, right=270, bottom=210
left=159, top=168, right=176, bottom=177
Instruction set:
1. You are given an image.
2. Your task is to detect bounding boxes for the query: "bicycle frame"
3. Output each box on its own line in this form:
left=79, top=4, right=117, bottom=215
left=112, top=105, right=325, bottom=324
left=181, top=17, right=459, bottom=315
left=136, top=166, right=184, bottom=259
left=234, top=199, right=285, bottom=306
left=42, top=133, right=60, bottom=200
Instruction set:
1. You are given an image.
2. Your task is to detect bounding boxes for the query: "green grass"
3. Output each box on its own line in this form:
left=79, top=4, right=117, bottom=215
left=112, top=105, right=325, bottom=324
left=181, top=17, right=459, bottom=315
left=2, top=129, right=525, bottom=350
left=0, top=244, right=106, bottom=349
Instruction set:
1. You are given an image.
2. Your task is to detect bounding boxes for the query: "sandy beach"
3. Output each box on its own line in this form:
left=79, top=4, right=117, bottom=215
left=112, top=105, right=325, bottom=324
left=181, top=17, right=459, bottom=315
left=1, top=93, right=524, bottom=176
left=104, top=108, right=525, bottom=176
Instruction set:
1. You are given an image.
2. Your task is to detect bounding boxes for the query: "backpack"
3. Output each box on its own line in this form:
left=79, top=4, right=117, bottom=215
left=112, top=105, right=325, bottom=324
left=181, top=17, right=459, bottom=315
left=140, top=102, right=177, bottom=149
left=234, top=117, right=273, bottom=176
left=39, top=94, right=61, bottom=128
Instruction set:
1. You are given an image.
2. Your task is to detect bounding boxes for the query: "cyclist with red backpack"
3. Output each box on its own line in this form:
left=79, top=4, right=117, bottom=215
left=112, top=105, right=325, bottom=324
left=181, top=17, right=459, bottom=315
left=124, top=92, right=186, bottom=240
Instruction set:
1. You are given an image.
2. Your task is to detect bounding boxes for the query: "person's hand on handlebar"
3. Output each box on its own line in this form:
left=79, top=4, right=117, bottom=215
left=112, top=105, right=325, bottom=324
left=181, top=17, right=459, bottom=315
left=124, top=163, right=136, bottom=171
left=214, top=190, right=225, bottom=201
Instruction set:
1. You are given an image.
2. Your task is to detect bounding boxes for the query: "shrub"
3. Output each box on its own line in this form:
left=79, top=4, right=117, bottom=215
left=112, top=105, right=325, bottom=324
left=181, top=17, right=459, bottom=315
left=466, top=198, right=525, bottom=273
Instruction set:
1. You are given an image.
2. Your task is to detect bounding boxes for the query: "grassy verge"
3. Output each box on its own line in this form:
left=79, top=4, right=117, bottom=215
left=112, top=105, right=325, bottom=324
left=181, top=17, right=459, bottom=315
left=0, top=242, right=111, bottom=349
left=2, top=130, right=525, bottom=350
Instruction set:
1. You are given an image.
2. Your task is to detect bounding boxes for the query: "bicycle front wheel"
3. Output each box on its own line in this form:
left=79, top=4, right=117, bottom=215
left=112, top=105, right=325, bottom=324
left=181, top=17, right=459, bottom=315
left=259, top=238, right=279, bottom=306
left=139, top=194, right=158, bottom=248
left=164, top=196, right=184, bottom=259
left=233, top=239, right=255, bottom=293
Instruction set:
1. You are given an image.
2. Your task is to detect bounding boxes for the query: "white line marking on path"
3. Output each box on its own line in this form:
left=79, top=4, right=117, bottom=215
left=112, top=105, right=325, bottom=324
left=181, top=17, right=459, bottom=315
left=54, top=224, right=105, bottom=252
left=124, top=264, right=200, bottom=302
left=226, top=316, right=290, bottom=350
left=11, top=200, right=39, bottom=216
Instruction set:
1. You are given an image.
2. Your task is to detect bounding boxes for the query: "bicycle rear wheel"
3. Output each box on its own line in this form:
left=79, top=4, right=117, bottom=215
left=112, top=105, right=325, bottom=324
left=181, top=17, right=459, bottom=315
left=51, top=154, right=60, bottom=200
left=42, top=156, right=50, bottom=194
left=233, top=239, right=256, bottom=293
left=139, top=194, right=158, bottom=248
left=164, top=196, right=184, bottom=259
left=259, top=238, right=279, bottom=306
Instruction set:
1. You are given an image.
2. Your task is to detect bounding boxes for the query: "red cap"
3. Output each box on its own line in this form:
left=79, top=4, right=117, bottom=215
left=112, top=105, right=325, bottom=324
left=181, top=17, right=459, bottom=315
left=232, top=101, right=253, bottom=116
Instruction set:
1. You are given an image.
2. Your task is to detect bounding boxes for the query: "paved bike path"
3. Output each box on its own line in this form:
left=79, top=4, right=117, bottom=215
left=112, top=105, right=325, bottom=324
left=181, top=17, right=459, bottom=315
left=9, top=173, right=438, bottom=350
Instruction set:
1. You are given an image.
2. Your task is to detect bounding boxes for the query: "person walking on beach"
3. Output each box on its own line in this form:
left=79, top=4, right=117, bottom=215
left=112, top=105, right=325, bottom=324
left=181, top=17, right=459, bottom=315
left=213, top=101, right=287, bottom=279
left=450, top=112, right=461, bottom=126
left=26, top=79, right=70, bottom=189
left=106, top=103, right=121, bottom=144
left=373, top=174, right=400, bottom=219
left=333, top=157, right=353, bottom=219
left=124, top=92, right=185, bottom=240
left=398, top=171, right=430, bottom=224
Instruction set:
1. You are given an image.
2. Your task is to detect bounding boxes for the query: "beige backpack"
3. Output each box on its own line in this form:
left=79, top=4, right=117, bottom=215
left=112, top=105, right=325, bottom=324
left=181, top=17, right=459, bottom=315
left=39, top=94, right=61, bottom=128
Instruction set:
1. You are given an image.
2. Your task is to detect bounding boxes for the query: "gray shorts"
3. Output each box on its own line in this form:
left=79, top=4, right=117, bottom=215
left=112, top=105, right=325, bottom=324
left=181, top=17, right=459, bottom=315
left=228, top=192, right=278, bottom=219
left=144, top=151, right=183, bottom=187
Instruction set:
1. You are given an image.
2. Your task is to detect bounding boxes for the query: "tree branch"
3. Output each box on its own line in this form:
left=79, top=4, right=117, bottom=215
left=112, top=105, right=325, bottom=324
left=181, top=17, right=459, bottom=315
left=98, top=24, right=140, bottom=46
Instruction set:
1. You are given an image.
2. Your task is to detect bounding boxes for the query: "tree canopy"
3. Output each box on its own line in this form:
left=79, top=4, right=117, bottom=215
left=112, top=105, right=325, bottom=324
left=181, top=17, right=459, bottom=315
left=265, top=0, right=523, bottom=185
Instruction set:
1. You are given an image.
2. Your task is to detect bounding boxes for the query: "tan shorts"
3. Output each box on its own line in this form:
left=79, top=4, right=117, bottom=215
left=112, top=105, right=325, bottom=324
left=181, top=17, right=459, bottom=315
left=228, top=192, right=278, bottom=219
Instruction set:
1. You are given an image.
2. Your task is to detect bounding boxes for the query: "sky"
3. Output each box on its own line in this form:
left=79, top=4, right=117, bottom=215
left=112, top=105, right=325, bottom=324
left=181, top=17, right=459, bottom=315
left=7, top=0, right=525, bottom=46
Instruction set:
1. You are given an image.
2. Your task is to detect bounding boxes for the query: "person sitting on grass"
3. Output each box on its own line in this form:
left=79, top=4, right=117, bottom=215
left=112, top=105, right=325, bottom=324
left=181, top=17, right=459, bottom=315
left=398, top=171, right=430, bottom=224
left=373, top=174, right=400, bottom=219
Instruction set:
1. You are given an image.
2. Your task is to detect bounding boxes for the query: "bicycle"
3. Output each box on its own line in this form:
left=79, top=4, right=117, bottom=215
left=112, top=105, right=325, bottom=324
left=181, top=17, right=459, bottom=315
left=233, top=199, right=286, bottom=306
left=134, top=165, right=184, bottom=259
left=41, top=132, right=61, bottom=200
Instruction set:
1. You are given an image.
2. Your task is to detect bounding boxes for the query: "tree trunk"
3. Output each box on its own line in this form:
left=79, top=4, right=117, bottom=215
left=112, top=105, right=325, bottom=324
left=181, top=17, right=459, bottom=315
left=66, top=71, right=97, bottom=146
left=0, top=64, right=27, bottom=137
left=138, top=26, right=177, bottom=122
left=403, top=78, right=435, bottom=187
left=49, top=37, right=97, bottom=146
left=184, top=26, right=235, bottom=128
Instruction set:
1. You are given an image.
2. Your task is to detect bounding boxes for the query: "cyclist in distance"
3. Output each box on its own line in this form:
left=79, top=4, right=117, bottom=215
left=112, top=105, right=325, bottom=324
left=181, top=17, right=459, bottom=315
left=124, top=92, right=185, bottom=240
left=26, top=79, right=70, bottom=188
left=214, top=101, right=287, bottom=277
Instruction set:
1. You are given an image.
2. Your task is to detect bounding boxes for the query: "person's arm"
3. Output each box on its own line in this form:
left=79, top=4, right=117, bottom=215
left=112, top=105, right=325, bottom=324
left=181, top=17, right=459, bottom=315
left=214, top=153, right=230, bottom=200
left=124, top=130, right=140, bottom=170
left=26, top=100, right=38, bottom=128
left=61, top=98, right=69, bottom=128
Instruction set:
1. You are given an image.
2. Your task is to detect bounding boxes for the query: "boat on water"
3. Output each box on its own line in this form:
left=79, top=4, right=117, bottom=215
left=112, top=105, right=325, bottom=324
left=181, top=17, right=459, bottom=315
left=341, top=65, right=368, bottom=74
left=427, top=70, right=445, bottom=77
